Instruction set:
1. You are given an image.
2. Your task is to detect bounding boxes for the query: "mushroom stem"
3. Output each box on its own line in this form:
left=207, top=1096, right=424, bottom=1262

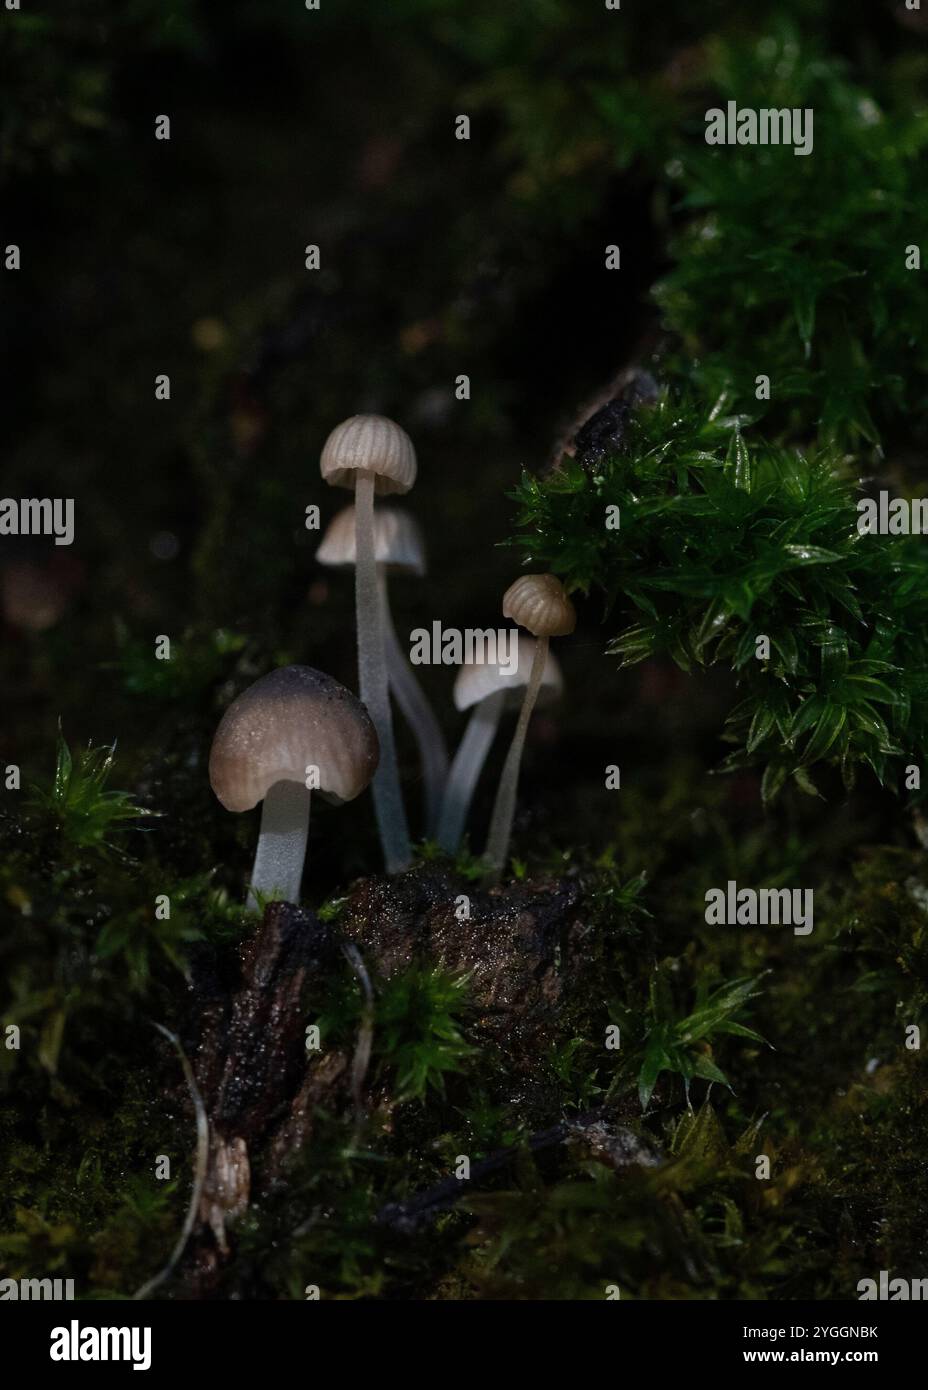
left=355, top=472, right=412, bottom=872
left=483, top=637, right=548, bottom=884
left=377, top=569, right=450, bottom=838
left=436, top=689, right=507, bottom=853
left=247, top=779, right=311, bottom=911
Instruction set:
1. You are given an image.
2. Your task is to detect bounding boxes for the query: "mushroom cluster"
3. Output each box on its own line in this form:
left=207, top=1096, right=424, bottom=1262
left=208, top=412, right=576, bottom=909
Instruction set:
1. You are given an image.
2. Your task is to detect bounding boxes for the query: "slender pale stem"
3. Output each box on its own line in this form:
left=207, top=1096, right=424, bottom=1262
left=436, top=690, right=506, bottom=853
left=378, top=569, right=449, bottom=838
left=483, top=637, right=548, bottom=884
left=247, top=780, right=311, bottom=911
left=355, top=472, right=411, bottom=873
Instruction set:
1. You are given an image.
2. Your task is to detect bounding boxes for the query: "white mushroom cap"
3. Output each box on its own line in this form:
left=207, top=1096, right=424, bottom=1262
left=316, top=505, right=425, bottom=576
left=502, top=573, right=576, bottom=638
left=453, top=634, right=563, bottom=712
left=320, top=414, right=417, bottom=496
left=209, top=665, right=379, bottom=813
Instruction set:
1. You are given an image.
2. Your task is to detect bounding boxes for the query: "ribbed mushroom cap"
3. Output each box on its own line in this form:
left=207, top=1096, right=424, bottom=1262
left=209, top=665, right=379, bottom=813
left=502, top=573, right=576, bottom=638
left=454, top=634, right=563, bottom=712
left=316, top=505, right=425, bottom=576
left=320, top=414, right=417, bottom=496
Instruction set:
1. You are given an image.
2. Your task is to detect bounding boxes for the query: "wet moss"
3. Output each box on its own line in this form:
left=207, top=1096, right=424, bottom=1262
left=5, top=746, right=925, bottom=1299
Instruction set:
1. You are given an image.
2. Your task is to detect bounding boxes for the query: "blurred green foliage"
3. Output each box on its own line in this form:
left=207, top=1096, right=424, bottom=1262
left=656, top=28, right=928, bottom=447
left=1, top=1, right=205, bottom=179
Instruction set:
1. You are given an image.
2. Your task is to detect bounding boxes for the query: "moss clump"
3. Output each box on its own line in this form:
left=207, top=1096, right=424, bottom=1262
left=3, top=722, right=927, bottom=1299
left=514, top=392, right=928, bottom=801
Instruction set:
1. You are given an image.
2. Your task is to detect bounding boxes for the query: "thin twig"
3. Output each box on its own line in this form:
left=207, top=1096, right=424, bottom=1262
left=133, top=1022, right=210, bottom=1300
left=341, top=941, right=375, bottom=1148
left=376, top=1108, right=607, bottom=1233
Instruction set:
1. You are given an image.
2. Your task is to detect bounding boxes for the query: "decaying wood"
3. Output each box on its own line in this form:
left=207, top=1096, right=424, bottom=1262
left=179, top=867, right=594, bottom=1291
left=549, top=362, right=660, bottom=467
left=182, top=902, right=338, bottom=1288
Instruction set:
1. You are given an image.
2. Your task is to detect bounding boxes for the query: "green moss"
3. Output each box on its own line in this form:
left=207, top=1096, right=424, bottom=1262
left=655, top=27, right=928, bottom=449
left=514, top=392, right=928, bottom=799
left=27, top=729, right=157, bottom=856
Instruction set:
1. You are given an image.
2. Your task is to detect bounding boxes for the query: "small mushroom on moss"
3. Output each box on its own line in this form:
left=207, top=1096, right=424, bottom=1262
left=209, top=664, right=379, bottom=911
left=320, top=415, right=416, bottom=874
left=483, top=574, right=576, bottom=883
left=436, top=634, right=562, bottom=854
left=317, top=504, right=449, bottom=836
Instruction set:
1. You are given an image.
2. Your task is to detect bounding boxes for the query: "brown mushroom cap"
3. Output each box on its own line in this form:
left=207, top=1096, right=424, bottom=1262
left=320, top=414, right=417, bottom=496
left=209, top=665, right=379, bottom=813
left=502, top=573, right=576, bottom=638
left=316, top=504, right=425, bottom=576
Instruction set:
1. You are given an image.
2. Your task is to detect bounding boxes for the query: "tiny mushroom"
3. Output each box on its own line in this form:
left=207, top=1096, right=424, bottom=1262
left=320, top=415, right=416, bottom=874
left=316, top=504, right=449, bottom=837
left=209, top=664, right=379, bottom=911
left=436, top=633, right=562, bottom=854
left=483, top=574, right=576, bottom=883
